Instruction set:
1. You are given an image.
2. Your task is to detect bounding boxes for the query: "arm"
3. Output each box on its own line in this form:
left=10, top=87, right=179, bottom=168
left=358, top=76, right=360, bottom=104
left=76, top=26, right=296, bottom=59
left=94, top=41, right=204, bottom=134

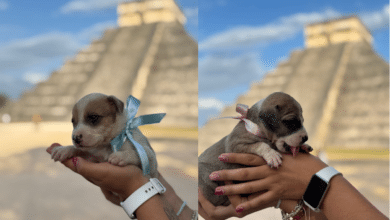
left=47, top=144, right=182, bottom=220
left=211, top=153, right=388, bottom=220
left=320, top=174, right=387, bottom=220
left=64, top=156, right=174, bottom=220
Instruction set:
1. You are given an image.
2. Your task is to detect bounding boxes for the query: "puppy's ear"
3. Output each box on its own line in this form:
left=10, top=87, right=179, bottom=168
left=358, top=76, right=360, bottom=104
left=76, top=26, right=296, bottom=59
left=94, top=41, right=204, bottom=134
left=259, top=108, right=279, bottom=132
left=107, top=96, right=124, bottom=113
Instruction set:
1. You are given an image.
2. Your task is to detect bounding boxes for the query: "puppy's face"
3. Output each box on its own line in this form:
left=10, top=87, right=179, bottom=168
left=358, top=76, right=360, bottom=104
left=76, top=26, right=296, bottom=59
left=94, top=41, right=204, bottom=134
left=249, top=92, right=308, bottom=154
left=71, top=93, right=125, bottom=150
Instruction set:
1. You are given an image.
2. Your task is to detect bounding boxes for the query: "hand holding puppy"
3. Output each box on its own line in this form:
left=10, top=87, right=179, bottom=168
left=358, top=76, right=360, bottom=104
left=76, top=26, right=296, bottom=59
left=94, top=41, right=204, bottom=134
left=47, top=143, right=148, bottom=201
left=210, top=153, right=326, bottom=212
left=199, top=92, right=312, bottom=207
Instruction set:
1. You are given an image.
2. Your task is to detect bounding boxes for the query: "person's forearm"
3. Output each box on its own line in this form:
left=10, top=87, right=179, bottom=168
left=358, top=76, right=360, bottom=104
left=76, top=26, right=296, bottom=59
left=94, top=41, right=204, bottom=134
left=320, top=175, right=388, bottom=220
left=135, top=194, right=174, bottom=220
left=158, top=174, right=194, bottom=220
left=163, top=190, right=193, bottom=219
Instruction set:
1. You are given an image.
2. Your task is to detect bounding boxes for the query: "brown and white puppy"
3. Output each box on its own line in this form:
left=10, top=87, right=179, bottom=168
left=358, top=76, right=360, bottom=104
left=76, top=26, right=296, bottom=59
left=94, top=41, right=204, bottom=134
left=198, top=92, right=312, bottom=206
left=50, top=93, right=158, bottom=178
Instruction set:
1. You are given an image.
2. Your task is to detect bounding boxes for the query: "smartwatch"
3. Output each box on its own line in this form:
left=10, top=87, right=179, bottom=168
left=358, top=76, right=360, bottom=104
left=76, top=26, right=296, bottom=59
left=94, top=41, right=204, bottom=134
left=303, top=166, right=342, bottom=212
left=120, top=178, right=166, bottom=219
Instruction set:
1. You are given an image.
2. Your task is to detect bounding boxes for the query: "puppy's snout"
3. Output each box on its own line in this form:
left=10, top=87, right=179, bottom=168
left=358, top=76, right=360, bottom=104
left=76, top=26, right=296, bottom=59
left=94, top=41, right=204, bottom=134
left=301, top=135, right=308, bottom=144
left=73, top=134, right=83, bottom=145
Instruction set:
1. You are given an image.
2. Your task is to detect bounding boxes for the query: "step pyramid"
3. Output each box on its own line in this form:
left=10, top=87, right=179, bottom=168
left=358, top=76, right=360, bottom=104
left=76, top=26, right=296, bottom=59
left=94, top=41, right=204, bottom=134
left=2, top=0, right=198, bottom=129
left=199, top=16, right=389, bottom=153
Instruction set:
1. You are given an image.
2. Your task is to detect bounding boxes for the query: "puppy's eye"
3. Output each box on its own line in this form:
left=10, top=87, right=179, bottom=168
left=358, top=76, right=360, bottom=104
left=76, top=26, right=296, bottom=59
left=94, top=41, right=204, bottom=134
left=87, top=115, right=102, bottom=126
left=71, top=118, right=76, bottom=127
left=283, top=118, right=302, bottom=132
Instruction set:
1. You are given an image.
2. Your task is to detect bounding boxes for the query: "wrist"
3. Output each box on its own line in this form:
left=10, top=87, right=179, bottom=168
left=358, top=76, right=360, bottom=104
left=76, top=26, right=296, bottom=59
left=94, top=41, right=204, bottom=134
left=318, top=174, right=343, bottom=211
left=123, top=175, right=149, bottom=200
left=121, top=178, right=167, bottom=219
left=279, top=200, right=301, bottom=213
left=303, top=166, right=342, bottom=212
left=279, top=200, right=306, bottom=220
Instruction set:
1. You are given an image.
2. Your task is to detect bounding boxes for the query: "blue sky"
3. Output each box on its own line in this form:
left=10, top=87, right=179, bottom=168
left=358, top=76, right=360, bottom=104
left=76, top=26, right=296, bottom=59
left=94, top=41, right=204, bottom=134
left=0, top=0, right=197, bottom=100
left=198, top=0, right=389, bottom=127
left=0, top=1, right=388, bottom=127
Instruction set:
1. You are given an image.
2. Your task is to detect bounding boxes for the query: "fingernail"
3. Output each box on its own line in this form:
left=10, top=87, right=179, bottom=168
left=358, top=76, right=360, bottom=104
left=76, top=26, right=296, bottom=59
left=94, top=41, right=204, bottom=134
left=218, top=154, right=229, bottom=162
left=72, top=157, right=79, bottom=167
left=214, top=187, right=224, bottom=195
left=236, top=206, right=244, bottom=213
left=209, top=172, right=220, bottom=180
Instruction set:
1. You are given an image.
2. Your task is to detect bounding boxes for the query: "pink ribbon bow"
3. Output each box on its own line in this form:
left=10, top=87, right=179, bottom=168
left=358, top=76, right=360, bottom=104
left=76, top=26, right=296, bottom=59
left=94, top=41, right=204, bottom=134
left=232, top=104, right=262, bottom=137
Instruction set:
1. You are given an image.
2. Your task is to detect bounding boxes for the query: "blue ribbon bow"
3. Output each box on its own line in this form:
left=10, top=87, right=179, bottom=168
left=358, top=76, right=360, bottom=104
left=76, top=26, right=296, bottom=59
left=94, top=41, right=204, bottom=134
left=110, top=95, right=165, bottom=175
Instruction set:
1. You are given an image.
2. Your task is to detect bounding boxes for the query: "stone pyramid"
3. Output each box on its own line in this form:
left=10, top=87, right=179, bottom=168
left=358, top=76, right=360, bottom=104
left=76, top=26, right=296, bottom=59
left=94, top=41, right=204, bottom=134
left=3, top=0, right=198, bottom=129
left=199, top=16, right=389, bottom=153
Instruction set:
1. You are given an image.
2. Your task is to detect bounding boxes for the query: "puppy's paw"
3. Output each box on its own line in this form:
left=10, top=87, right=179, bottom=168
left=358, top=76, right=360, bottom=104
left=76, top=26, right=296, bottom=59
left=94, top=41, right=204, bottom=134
left=301, top=144, right=313, bottom=153
left=263, top=150, right=283, bottom=168
left=51, top=145, right=77, bottom=162
left=108, top=152, right=131, bottom=167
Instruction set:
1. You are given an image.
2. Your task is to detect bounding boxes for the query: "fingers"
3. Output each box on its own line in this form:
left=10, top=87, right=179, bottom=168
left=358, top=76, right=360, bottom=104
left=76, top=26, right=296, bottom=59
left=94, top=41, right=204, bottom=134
left=198, top=188, right=237, bottom=220
left=224, top=181, right=245, bottom=210
left=101, top=188, right=121, bottom=206
left=73, top=158, right=112, bottom=185
left=61, top=157, right=79, bottom=173
left=209, top=165, right=273, bottom=182
left=236, top=191, right=277, bottom=213
left=198, top=188, right=217, bottom=214
left=218, top=153, right=267, bottom=166
left=198, top=202, right=212, bottom=220
left=215, top=178, right=271, bottom=196
left=60, top=156, right=112, bottom=185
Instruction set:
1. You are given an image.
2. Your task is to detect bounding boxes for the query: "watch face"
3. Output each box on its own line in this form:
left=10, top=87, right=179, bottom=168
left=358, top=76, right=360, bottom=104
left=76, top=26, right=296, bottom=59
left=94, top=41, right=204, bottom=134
left=303, top=175, right=328, bottom=208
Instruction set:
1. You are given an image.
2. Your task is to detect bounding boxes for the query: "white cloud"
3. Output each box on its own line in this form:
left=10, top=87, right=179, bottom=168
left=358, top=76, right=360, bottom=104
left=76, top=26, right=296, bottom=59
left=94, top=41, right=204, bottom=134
left=199, top=9, right=341, bottom=51
left=23, top=72, right=49, bottom=84
left=184, top=7, right=198, bottom=25
left=200, top=5, right=389, bottom=51
left=199, top=97, right=225, bottom=110
left=361, top=4, right=389, bottom=31
left=184, top=7, right=198, bottom=18
left=60, top=0, right=123, bottom=14
left=0, top=21, right=115, bottom=72
left=0, top=75, right=33, bottom=99
left=199, top=52, right=264, bottom=92
left=0, top=1, right=8, bottom=10
left=0, top=32, right=79, bottom=71
left=0, top=20, right=116, bottom=99
left=78, top=20, right=117, bottom=41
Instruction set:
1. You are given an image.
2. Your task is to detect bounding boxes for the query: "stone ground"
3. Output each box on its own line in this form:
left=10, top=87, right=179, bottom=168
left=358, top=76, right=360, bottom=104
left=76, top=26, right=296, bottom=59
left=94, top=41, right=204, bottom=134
left=0, top=144, right=197, bottom=220
left=0, top=146, right=388, bottom=220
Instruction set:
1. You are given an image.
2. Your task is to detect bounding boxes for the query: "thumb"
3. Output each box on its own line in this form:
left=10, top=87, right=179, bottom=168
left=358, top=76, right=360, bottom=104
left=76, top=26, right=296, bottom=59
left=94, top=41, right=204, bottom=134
left=62, top=157, right=111, bottom=182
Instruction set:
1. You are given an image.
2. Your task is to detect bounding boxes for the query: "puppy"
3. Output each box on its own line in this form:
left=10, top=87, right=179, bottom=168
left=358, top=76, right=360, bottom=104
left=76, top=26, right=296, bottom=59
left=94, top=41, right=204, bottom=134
left=50, top=93, right=158, bottom=178
left=198, top=92, right=312, bottom=206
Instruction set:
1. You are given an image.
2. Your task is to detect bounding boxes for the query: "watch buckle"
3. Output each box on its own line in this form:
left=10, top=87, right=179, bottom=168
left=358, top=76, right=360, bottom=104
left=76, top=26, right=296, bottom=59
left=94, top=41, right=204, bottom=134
left=150, top=178, right=166, bottom=194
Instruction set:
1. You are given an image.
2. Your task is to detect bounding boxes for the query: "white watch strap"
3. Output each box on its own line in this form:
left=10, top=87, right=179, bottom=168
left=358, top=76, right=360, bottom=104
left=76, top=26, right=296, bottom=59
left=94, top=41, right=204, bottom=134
left=316, top=166, right=341, bottom=183
left=120, top=178, right=166, bottom=219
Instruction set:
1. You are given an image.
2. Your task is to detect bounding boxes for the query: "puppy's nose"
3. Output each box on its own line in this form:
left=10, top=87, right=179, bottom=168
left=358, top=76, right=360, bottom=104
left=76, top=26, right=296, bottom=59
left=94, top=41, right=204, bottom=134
left=73, top=134, right=82, bottom=145
left=302, top=135, right=308, bottom=144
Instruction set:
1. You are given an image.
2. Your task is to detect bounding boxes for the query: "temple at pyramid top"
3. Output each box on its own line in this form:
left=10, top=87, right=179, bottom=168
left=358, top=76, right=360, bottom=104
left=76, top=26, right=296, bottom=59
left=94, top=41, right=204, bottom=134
left=117, top=0, right=186, bottom=26
left=199, top=16, right=388, bottom=153
left=304, top=16, right=372, bottom=48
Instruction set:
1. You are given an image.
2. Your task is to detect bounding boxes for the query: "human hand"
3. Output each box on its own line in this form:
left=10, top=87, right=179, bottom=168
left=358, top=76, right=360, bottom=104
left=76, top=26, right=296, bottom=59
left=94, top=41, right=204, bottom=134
left=46, top=143, right=148, bottom=202
left=210, top=152, right=327, bottom=213
left=198, top=185, right=239, bottom=220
